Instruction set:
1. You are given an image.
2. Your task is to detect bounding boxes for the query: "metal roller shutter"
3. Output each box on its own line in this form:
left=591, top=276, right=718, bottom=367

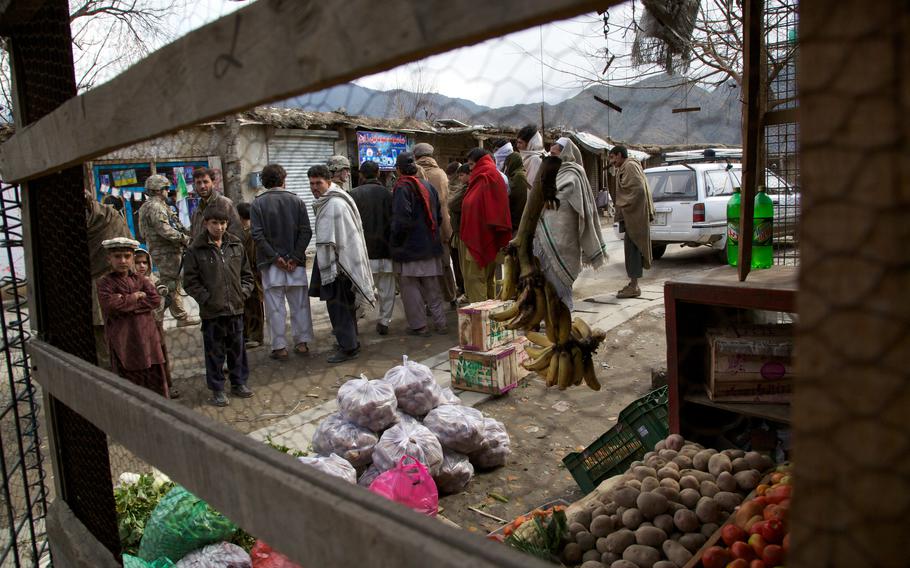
left=267, top=130, right=338, bottom=211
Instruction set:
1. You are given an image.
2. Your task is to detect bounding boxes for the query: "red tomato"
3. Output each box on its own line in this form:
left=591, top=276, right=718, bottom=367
left=722, top=524, right=749, bottom=546
left=762, top=544, right=784, bottom=566
left=731, top=541, right=757, bottom=561
left=759, top=519, right=785, bottom=544
left=703, top=546, right=733, bottom=568
left=765, top=485, right=793, bottom=505
left=749, top=560, right=766, bottom=568
left=748, top=533, right=767, bottom=556
left=725, top=559, right=749, bottom=568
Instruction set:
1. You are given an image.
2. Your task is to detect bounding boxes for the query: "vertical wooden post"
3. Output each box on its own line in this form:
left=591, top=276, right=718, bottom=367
left=6, top=0, right=120, bottom=559
left=737, top=0, right=764, bottom=280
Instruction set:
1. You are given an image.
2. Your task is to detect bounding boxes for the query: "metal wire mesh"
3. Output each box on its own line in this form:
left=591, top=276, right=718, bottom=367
left=764, top=0, right=800, bottom=267
left=0, top=182, right=50, bottom=567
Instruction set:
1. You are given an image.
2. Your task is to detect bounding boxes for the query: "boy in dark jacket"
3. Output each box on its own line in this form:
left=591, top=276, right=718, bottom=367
left=183, top=204, right=255, bottom=406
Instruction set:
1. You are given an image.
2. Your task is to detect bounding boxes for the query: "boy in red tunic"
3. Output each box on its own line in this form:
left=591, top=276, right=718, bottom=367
left=96, top=237, right=170, bottom=397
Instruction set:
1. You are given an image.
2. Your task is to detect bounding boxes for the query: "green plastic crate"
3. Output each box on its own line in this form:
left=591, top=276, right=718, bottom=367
left=563, top=386, right=670, bottom=493
left=562, top=422, right=646, bottom=494
left=618, top=385, right=669, bottom=451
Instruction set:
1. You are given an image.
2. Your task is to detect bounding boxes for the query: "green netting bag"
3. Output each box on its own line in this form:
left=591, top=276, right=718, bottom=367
left=123, top=554, right=175, bottom=568
left=138, top=486, right=237, bottom=562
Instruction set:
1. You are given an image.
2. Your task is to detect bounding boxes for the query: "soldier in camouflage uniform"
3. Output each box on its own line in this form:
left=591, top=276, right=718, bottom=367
left=138, top=174, right=198, bottom=326
left=327, top=155, right=351, bottom=191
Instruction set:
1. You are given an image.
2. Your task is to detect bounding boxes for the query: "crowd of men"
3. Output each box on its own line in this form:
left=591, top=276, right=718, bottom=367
left=88, top=125, right=654, bottom=407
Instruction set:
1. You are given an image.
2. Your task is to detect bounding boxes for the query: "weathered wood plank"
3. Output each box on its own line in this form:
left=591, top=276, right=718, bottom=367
left=737, top=0, right=764, bottom=279
left=28, top=340, right=549, bottom=568
left=0, top=0, right=613, bottom=183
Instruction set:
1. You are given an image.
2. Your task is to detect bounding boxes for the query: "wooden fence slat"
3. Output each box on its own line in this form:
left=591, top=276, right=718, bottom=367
left=0, top=0, right=611, bottom=183
left=28, top=340, right=549, bottom=568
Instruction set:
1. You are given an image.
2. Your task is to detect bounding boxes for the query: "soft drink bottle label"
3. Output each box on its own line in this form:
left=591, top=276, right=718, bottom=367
left=727, top=222, right=739, bottom=243
left=753, top=219, right=773, bottom=246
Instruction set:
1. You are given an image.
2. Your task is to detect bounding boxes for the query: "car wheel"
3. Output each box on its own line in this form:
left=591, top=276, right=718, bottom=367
left=651, top=244, right=667, bottom=260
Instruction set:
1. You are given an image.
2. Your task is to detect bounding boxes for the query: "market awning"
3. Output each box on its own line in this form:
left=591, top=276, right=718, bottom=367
left=571, top=131, right=650, bottom=161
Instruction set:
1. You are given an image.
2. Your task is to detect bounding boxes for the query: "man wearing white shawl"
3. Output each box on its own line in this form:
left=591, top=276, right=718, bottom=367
left=533, top=139, right=608, bottom=310
left=307, top=165, right=375, bottom=363
left=516, top=124, right=545, bottom=185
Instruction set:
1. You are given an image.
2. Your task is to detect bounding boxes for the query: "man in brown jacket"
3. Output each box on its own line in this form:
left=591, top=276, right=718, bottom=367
left=609, top=146, right=655, bottom=299
left=414, top=142, right=457, bottom=304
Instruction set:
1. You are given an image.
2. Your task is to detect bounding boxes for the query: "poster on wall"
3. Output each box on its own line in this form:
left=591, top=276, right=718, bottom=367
left=356, top=131, right=408, bottom=171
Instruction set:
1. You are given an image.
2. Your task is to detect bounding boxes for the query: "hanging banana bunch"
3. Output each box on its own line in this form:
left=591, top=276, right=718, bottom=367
left=492, top=156, right=607, bottom=391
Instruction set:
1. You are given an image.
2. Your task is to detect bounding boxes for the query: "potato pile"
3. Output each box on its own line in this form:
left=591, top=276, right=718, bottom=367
left=297, top=453, right=357, bottom=484
left=311, top=413, right=378, bottom=468
left=337, top=376, right=398, bottom=431
left=423, top=405, right=486, bottom=454
left=383, top=356, right=442, bottom=417
left=561, top=434, right=773, bottom=568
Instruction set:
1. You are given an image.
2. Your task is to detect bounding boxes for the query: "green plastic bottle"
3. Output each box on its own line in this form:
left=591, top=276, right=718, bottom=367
left=726, top=188, right=741, bottom=266
left=752, top=186, right=774, bottom=269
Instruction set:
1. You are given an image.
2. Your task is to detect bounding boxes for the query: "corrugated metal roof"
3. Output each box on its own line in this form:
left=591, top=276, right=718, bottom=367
left=571, top=131, right=650, bottom=161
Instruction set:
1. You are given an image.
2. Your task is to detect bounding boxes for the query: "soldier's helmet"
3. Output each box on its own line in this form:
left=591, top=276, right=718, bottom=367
left=144, top=174, right=171, bottom=194
left=326, top=155, right=351, bottom=172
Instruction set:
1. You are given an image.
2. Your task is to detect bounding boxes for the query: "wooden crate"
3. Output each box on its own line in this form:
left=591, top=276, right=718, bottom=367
left=707, top=325, right=794, bottom=403
left=457, top=300, right=515, bottom=352
left=449, top=344, right=516, bottom=395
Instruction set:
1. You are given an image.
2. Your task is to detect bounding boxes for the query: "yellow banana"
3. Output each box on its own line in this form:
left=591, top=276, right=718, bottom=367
left=583, top=357, right=601, bottom=391
left=525, top=286, right=547, bottom=330
left=490, top=301, right=519, bottom=322
left=523, top=347, right=553, bottom=372
left=526, top=331, right=553, bottom=348
left=573, top=318, right=592, bottom=340
left=525, top=345, right=549, bottom=360
left=546, top=350, right=560, bottom=387
left=557, top=350, right=572, bottom=390
left=571, top=346, right=585, bottom=386
left=499, top=254, right=517, bottom=300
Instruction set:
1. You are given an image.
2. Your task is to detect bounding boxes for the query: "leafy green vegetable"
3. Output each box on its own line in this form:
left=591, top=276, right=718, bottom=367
left=115, top=474, right=176, bottom=556
left=504, top=509, right=568, bottom=562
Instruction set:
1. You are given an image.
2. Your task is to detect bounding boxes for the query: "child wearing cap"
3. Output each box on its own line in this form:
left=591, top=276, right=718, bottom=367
left=96, top=237, right=170, bottom=397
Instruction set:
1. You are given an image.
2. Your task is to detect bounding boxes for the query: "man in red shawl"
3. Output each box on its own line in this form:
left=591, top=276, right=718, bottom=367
left=459, top=148, right=512, bottom=302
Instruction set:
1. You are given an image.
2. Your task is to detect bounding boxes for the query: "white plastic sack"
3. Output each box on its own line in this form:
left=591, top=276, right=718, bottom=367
left=435, top=450, right=474, bottom=494
left=394, top=410, right=421, bottom=428
left=383, top=355, right=442, bottom=416
left=423, top=405, right=486, bottom=454
left=469, top=418, right=511, bottom=469
left=337, top=375, right=398, bottom=431
left=297, top=453, right=357, bottom=484
left=174, top=542, right=251, bottom=568
left=311, top=413, right=378, bottom=468
left=358, top=463, right=383, bottom=488
left=435, top=387, right=462, bottom=406
left=373, top=421, right=444, bottom=476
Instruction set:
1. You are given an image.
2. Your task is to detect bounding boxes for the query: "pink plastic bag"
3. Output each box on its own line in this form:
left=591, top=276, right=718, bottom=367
left=369, top=456, right=439, bottom=516
left=250, top=541, right=301, bottom=568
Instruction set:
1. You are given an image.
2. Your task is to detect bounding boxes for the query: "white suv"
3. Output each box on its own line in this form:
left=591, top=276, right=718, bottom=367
left=614, top=162, right=799, bottom=260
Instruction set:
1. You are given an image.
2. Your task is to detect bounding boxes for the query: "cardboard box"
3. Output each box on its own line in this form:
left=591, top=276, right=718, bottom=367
left=707, top=325, right=794, bottom=403
left=457, top=300, right=515, bottom=351
left=449, top=344, right=517, bottom=395
left=511, top=335, right=531, bottom=381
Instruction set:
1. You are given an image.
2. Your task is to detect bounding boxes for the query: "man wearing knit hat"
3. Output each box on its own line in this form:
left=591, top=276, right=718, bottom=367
left=327, top=155, right=352, bottom=191
left=413, top=142, right=457, bottom=305
left=138, top=174, right=198, bottom=326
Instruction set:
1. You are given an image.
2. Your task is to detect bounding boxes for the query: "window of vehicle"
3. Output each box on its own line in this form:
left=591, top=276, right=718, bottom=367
left=730, top=168, right=794, bottom=195
left=646, top=170, right=696, bottom=202
left=705, top=170, right=736, bottom=196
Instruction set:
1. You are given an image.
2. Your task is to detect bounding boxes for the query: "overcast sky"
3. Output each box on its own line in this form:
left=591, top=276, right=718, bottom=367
left=168, top=0, right=644, bottom=109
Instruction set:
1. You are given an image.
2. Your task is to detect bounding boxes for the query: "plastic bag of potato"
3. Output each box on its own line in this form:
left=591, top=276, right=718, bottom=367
left=337, top=375, right=398, bottom=431
left=297, top=453, right=357, bottom=484
left=423, top=404, right=486, bottom=454
left=434, top=450, right=474, bottom=494
left=311, top=413, right=378, bottom=468
left=373, top=420, right=444, bottom=476
left=383, top=356, right=441, bottom=417
left=469, top=418, right=511, bottom=469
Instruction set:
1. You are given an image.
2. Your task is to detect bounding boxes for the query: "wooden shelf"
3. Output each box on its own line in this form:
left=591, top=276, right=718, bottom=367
left=684, top=391, right=790, bottom=424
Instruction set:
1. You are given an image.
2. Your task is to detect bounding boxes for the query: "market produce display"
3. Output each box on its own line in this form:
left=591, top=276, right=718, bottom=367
left=311, top=412, right=378, bottom=468
left=297, top=454, right=357, bottom=484
left=469, top=417, right=512, bottom=469
left=337, top=375, right=398, bottom=431
left=556, top=434, right=774, bottom=568
left=357, top=463, right=383, bottom=488
left=494, top=156, right=607, bottom=391
left=373, top=420, right=445, bottom=476
left=423, top=404, right=486, bottom=454
left=383, top=356, right=443, bottom=416
left=698, top=464, right=791, bottom=568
